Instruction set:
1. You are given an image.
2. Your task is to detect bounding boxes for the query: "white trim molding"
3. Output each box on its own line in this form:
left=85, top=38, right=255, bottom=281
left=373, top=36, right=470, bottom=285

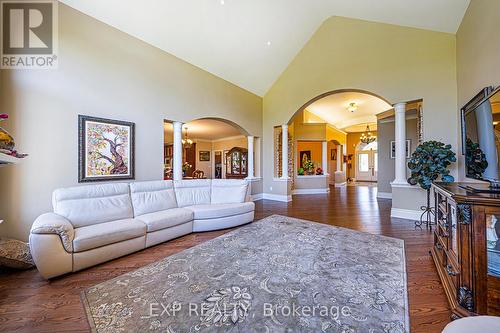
left=377, top=191, right=392, bottom=199
left=250, top=193, right=263, bottom=201
left=263, top=193, right=292, bottom=202
left=391, top=208, right=421, bottom=221
left=292, top=188, right=330, bottom=195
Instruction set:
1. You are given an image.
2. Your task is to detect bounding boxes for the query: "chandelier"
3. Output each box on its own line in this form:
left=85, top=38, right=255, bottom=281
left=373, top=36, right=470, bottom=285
left=182, top=127, right=193, bottom=148
left=360, top=124, right=376, bottom=144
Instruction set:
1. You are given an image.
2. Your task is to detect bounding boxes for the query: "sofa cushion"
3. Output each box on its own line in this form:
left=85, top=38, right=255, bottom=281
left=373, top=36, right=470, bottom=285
left=211, top=179, right=249, bottom=204
left=186, top=202, right=255, bottom=220
left=174, top=180, right=211, bottom=207
left=53, top=183, right=133, bottom=228
left=136, top=208, right=193, bottom=232
left=130, top=180, right=177, bottom=216
left=73, top=219, right=146, bottom=252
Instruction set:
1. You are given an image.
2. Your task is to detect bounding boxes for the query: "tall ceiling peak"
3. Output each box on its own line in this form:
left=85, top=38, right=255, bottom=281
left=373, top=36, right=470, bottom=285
left=60, top=0, right=470, bottom=96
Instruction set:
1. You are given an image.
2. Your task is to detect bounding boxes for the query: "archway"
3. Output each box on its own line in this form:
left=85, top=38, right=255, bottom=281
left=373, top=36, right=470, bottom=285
left=164, top=118, right=259, bottom=181
left=274, top=89, right=391, bottom=193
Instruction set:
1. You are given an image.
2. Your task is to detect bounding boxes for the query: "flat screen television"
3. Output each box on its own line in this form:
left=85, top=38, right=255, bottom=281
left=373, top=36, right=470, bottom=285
left=461, top=86, right=500, bottom=191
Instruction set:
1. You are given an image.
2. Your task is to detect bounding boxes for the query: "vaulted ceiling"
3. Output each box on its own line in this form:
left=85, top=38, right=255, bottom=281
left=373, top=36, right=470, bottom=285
left=60, top=0, right=470, bottom=96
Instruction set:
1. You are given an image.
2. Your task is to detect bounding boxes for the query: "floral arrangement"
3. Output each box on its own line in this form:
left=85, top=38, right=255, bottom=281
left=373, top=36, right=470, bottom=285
left=182, top=162, right=192, bottom=172
left=0, top=113, right=27, bottom=158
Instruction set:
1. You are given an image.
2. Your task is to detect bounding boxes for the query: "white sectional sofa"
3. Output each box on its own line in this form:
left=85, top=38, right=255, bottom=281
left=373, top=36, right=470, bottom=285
left=29, top=179, right=254, bottom=279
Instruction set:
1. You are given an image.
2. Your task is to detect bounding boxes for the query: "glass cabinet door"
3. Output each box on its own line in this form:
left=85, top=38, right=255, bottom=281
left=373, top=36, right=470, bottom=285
left=486, top=213, right=500, bottom=277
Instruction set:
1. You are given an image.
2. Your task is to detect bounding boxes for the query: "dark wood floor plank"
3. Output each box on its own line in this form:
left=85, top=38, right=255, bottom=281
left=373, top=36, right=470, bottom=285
left=0, top=185, right=450, bottom=332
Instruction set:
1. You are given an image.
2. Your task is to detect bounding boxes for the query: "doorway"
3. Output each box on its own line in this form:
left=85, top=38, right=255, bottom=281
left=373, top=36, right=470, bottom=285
left=355, top=142, right=378, bottom=182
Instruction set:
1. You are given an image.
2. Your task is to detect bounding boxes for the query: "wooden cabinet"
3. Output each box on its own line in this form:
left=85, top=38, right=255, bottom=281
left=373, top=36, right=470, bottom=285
left=225, top=147, right=247, bottom=179
left=431, top=182, right=500, bottom=319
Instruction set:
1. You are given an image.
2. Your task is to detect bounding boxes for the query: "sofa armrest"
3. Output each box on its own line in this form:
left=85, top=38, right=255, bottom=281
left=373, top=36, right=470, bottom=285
left=31, top=213, right=74, bottom=252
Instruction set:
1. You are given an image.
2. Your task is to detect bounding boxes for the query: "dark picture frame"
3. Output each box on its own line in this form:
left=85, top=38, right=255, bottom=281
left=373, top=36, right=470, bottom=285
left=390, top=139, right=411, bottom=159
left=199, top=151, right=210, bottom=162
left=78, top=115, right=135, bottom=182
left=330, top=148, right=337, bottom=160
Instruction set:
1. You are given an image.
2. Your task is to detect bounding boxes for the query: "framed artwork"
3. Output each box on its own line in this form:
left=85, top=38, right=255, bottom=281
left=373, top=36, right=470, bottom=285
left=330, top=148, right=337, bottom=160
left=299, top=150, right=311, bottom=167
left=78, top=115, right=135, bottom=182
left=199, top=150, right=210, bottom=162
left=390, top=140, right=411, bottom=159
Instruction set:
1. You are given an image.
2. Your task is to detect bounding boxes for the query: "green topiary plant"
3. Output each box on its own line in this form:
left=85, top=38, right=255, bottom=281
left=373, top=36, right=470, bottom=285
left=407, top=141, right=456, bottom=228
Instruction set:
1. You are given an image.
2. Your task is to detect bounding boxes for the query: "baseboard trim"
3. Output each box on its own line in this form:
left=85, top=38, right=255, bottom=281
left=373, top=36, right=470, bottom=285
left=292, top=188, right=330, bottom=195
left=251, top=193, right=263, bottom=201
left=391, top=208, right=422, bottom=221
left=262, top=193, right=292, bottom=202
left=377, top=192, right=392, bottom=199
left=334, top=182, right=347, bottom=187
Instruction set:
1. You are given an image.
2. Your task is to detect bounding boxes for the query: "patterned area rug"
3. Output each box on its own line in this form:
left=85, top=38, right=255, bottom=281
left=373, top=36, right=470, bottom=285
left=82, top=215, right=408, bottom=333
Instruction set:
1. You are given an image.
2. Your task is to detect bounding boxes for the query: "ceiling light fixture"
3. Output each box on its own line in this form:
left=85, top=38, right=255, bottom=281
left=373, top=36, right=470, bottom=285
left=267, top=41, right=271, bottom=46
left=360, top=124, right=376, bottom=144
left=220, top=0, right=225, bottom=5
left=347, top=102, right=357, bottom=113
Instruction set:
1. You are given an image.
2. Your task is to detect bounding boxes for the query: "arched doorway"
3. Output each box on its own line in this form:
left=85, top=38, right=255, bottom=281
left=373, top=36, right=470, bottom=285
left=275, top=89, right=391, bottom=194
left=164, top=118, right=259, bottom=181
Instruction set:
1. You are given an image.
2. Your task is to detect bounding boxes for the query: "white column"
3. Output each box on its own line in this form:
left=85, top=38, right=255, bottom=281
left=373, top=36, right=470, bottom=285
left=322, top=141, right=328, bottom=175
left=337, top=145, right=342, bottom=171
left=393, top=102, right=407, bottom=184
left=281, top=124, right=289, bottom=179
left=173, top=121, right=183, bottom=181
left=247, top=136, right=255, bottom=179
left=255, top=137, right=261, bottom=178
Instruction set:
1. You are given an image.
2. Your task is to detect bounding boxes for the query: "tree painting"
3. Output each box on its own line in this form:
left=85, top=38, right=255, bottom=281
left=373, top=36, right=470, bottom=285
left=86, top=122, right=130, bottom=177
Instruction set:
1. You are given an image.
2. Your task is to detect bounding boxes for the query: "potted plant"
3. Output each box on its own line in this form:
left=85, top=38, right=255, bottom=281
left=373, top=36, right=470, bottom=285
left=407, top=141, right=456, bottom=229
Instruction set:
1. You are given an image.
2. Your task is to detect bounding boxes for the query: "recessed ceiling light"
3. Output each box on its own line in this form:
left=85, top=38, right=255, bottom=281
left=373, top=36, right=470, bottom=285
left=267, top=41, right=272, bottom=46
left=220, top=0, right=225, bottom=4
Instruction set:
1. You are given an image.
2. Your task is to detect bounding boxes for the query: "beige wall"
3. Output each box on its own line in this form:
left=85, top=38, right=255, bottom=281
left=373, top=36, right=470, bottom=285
left=194, top=140, right=213, bottom=178
left=377, top=119, right=418, bottom=194
left=456, top=0, right=500, bottom=181
left=263, top=16, right=457, bottom=204
left=297, top=141, right=322, bottom=171
left=0, top=5, right=262, bottom=241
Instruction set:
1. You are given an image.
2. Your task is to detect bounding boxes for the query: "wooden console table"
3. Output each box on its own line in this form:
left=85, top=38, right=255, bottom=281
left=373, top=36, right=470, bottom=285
left=431, top=182, right=500, bottom=319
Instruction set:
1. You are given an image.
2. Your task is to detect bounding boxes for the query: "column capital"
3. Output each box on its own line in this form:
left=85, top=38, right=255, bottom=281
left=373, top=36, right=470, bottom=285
left=282, top=124, right=289, bottom=129
left=394, top=102, right=406, bottom=112
left=247, top=135, right=255, bottom=139
left=172, top=121, right=184, bottom=129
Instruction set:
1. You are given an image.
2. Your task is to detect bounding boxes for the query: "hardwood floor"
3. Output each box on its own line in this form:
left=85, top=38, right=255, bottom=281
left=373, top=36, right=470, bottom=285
left=0, top=185, right=450, bottom=332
